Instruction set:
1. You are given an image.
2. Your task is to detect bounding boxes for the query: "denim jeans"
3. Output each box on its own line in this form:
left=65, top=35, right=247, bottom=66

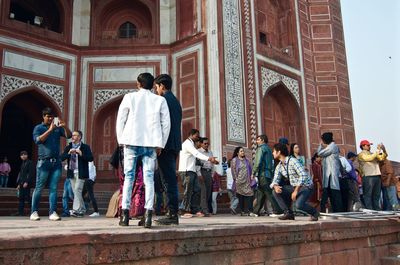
left=31, top=159, right=62, bottom=214
left=62, top=178, right=74, bottom=215
left=122, top=145, right=156, bottom=210
left=0, top=174, right=8, bottom=187
left=157, top=150, right=179, bottom=215
left=362, top=175, right=381, bottom=210
left=273, top=185, right=317, bottom=216
left=383, top=185, right=399, bottom=210
left=228, top=189, right=239, bottom=211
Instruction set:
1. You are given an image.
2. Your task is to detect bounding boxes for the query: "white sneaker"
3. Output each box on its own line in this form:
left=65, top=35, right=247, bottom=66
left=270, top=213, right=284, bottom=217
left=30, top=211, right=40, bottom=221
left=49, top=212, right=61, bottom=221
left=89, top=212, right=100, bottom=217
left=249, top=213, right=259, bottom=217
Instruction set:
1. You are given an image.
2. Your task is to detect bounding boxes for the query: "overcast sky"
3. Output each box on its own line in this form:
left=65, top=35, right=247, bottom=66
left=341, top=0, right=400, bottom=161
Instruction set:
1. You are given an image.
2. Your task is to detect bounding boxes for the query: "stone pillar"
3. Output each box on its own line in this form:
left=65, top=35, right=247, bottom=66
left=206, top=0, right=222, bottom=159
left=72, top=0, right=91, bottom=46
left=160, top=0, right=176, bottom=44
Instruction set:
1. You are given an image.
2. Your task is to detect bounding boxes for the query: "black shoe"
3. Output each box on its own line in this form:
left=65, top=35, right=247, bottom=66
left=144, top=210, right=153, bottom=229
left=154, top=214, right=179, bottom=225
left=309, top=212, right=319, bottom=221
left=119, top=209, right=129, bottom=226
left=278, top=212, right=295, bottom=220
left=138, top=215, right=145, bottom=226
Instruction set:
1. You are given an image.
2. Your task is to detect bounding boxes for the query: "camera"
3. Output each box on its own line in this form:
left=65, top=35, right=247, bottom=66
left=53, top=117, right=60, bottom=127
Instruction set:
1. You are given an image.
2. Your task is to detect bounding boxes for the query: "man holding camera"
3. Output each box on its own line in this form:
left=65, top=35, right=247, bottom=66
left=31, top=107, right=71, bottom=221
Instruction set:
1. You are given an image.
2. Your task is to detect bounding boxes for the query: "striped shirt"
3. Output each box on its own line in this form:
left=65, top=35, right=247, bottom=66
left=271, top=156, right=313, bottom=188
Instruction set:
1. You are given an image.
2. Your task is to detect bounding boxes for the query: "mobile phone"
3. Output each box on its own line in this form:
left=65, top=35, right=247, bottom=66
left=53, top=117, right=60, bottom=127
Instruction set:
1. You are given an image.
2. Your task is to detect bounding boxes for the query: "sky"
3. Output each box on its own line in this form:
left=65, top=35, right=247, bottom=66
left=341, top=0, right=400, bottom=161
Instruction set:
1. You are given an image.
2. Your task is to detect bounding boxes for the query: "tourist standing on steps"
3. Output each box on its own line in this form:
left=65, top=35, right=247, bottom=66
left=31, top=107, right=72, bottom=221
left=61, top=130, right=94, bottom=217
left=16, top=151, right=34, bottom=216
left=153, top=74, right=182, bottom=226
left=0, top=156, right=11, bottom=188
left=116, top=72, right=171, bottom=228
left=198, top=137, right=214, bottom=216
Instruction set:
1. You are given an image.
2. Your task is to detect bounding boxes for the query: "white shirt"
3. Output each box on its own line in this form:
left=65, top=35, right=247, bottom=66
left=339, top=156, right=352, bottom=173
left=88, top=161, right=96, bottom=182
left=226, top=168, right=234, bottom=190
left=116, top=89, right=171, bottom=148
left=178, top=138, right=210, bottom=172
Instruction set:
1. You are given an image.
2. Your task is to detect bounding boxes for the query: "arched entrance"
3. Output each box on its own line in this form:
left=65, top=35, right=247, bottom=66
left=0, top=89, right=60, bottom=187
left=92, top=97, right=122, bottom=191
left=263, top=83, right=304, bottom=150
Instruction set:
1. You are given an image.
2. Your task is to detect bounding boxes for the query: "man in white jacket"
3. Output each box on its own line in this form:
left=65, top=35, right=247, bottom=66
left=116, top=73, right=171, bottom=228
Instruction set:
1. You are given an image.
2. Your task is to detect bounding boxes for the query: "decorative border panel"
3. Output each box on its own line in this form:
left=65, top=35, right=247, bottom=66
left=0, top=74, right=64, bottom=109
left=222, top=0, right=246, bottom=143
left=261, top=67, right=300, bottom=106
left=93, top=88, right=137, bottom=111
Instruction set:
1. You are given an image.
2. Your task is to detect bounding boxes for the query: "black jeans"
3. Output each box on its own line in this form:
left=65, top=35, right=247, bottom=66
left=200, top=168, right=213, bottom=214
left=340, top=178, right=361, bottom=211
left=237, top=193, right=252, bottom=214
left=18, top=187, right=30, bottom=215
left=320, top=187, right=343, bottom=212
left=362, top=175, right=382, bottom=210
left=253, top=177, right=282, bottom=214
left=181, top=171, right=201, bottom=213
left=83, top=179, right=98, bottom=212
left=273, top=185, right=317, bottom=216
left=157, top=150, right=179, bottom=215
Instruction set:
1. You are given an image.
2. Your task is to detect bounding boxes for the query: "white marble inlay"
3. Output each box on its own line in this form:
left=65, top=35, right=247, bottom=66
left=72, top=0, right=91, bottom=46
left=160, top=0, right=176, bottom=44
left=3, top=50, right=65, bottom=79
left=222, top=0, right=246, bottom=143
left=93, top=88, right=137, bottom=111
left=0, top=74, right=64, bottom=109
left=261, top=67, right=300, bottom=106
left=94, top=67, right=154, bottom=82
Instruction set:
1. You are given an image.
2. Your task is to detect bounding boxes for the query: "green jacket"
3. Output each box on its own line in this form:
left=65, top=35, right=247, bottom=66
left=252, top=143, right=273, bottom=179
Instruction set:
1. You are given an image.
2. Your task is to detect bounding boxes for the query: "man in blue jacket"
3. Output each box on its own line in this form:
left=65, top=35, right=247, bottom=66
left=153, top=74, right=183, bottom=225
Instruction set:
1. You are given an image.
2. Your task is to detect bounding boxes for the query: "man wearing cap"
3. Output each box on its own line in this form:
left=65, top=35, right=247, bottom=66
left=358, top=140, right=386, bottom=210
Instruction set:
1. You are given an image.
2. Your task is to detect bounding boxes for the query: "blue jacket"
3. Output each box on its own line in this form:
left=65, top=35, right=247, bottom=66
left=163, top=91, right=182, bottom=153
left=252, top=143, right=273, bottom=179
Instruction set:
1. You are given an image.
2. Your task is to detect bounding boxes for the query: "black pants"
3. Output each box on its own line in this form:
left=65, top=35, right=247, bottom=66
left=320, top=187, right=343, bottom=212
left=83, top=179, right=98, bottom=212
left=237, top=193, right=252, bottom=214
left=157, top=150, right=179, bottom=215
left=18, top=187, right=30, bottom=215
left=181, top=171, right=201, bottom=213
left=253, top=177, right=282, bottom=214
left=339, top=178, right=361, bottom=211
left=200, top=168, right=213, bottom=214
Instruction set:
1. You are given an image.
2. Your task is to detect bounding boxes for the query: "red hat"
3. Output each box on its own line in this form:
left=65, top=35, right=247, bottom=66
left=359, top=140, right=373, bottom=146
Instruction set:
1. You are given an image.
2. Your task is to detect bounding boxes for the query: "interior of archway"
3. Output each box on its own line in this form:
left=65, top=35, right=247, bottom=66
left=0, top=90, right=59, bottom=187
left=263, top=84, right=304, bottom=151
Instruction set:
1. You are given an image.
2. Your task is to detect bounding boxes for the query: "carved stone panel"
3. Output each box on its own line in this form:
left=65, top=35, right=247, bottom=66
left=93, top=88, right=137, bottom=111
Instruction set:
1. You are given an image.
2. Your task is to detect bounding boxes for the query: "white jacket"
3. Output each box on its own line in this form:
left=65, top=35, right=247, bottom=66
left=116, top=89, right=171, bottom=148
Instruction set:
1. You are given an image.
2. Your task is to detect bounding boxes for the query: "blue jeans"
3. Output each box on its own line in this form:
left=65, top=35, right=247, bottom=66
left=0, top=174, right=8, bottom=187
left=62, top=178, right=74, bottom=215
left=31, top=159, right=62, bottom=214
left=383, top=185, right=399, bottom=210
left=157, top=150, right=179, bottom=214
left=362, top=175, right=381, bottom=210
left=273, top=185, right=317, bottom=216
left=122, top=146, right=156, bottom=210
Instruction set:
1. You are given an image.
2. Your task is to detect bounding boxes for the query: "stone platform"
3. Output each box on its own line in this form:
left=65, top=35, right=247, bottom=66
left=0, top=215, right=399, bottom=265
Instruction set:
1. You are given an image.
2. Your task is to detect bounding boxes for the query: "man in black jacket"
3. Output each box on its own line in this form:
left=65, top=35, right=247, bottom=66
left=153, top=74, right=182, bottom=225
left=61, top=130, right=94, bottom=217
left=16, top=151, right=34, bottom=216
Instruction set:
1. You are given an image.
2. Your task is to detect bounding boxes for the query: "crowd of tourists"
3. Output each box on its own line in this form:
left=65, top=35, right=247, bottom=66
left=5, top=72, right=398, bottom=229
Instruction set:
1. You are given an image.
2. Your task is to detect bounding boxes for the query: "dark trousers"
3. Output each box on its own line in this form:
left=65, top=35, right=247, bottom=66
left=200, top=168, right=212, bottom=214
left=181, top=171, right=201, bottom=213
left=339, top=178, right=361, bottom=211
left=253, top=177, right=282, bottom=214
left=320, top=187, right=343, bottom=213
left=362, top=175, right=381, bottom=210
left=273, top=185, right=316, bottom=216
left=157, top=150, right=179, bottom=215
left=83, top=179, right=98, bottom=212
left=18, top=187, right=30, bottom=215
left=237, top=193, right=252, bottom=214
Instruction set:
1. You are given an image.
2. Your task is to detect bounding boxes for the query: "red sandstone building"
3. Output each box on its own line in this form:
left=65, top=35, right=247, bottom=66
left=0, top=0, right=356, bottom=191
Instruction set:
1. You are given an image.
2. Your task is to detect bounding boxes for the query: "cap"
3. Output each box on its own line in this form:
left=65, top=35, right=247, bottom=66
left=359, top=140, right=373, bottom=146
left=278, top=137, right=289, bottom=145
left=347, top=151, right=357, bottom=159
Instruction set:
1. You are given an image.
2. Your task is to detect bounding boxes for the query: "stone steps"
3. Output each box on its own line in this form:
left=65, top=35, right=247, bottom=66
left=380, top=244, right=400, bottom=265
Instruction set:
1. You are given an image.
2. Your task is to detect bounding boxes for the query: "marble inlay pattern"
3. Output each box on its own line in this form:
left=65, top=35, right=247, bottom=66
left=0, top=74, right=64, bottom=109
left=261, top=67, right=300, bottom=106
left=222, top=0, right=246, bottom=143
left=93, top=88, right=137, bottom=111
